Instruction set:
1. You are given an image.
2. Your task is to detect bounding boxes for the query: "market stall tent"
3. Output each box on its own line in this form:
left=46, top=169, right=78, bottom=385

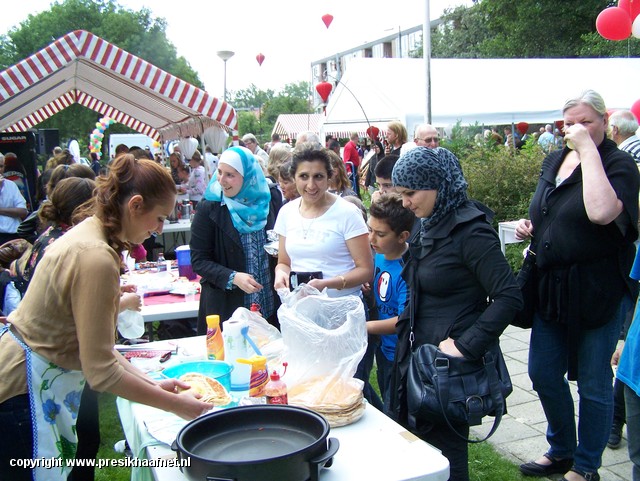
left=0, top=30, right=238, bottom=142
left=272, top=113, right=370, bottom=141
left=321, top=57, right=640, bottom=137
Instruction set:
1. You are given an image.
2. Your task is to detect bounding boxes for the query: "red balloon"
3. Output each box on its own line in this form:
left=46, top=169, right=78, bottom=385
left=315, top=81, right=333, bottom=103
left=516, top=122, right=529, bottom=136
left=321, top=14, right=333, bottom=29
left=631, top=99, right=640, bottom=123
left=619, top=0, right=640, bottom=20
left=366, top=126, right=380, bottom=139
left=256, top=53, right=265, bottom=66
left=596, top=7, right=632, bottom=41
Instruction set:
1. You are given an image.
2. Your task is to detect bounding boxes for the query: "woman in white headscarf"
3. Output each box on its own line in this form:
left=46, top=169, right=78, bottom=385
left=190, top=147, right=282, bottom=332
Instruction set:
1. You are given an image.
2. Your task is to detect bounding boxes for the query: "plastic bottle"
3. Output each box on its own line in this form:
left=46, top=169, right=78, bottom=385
left=236, top=355, right=269, bottom=397
left=206, top=315, right=225, bottom=360
left=250, top=302, right=262, bottom=315
left=265, top=362, right=288, bottom=405
left=157, top=252, right=167, bottom=272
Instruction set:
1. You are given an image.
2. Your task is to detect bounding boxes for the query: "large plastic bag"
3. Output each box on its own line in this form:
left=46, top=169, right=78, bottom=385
left=277, top=285, right=367, bottom=405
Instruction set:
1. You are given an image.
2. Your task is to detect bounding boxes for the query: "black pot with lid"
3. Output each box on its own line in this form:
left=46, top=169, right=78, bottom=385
left=173, top=404, right=339, bottom=481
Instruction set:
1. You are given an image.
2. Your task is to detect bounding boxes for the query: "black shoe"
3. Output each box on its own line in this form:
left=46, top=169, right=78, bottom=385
left=560, top=467, right=600, bottom=481
left=607, top=424, right=623, bottom=449
left=519, top=453, right=574, bottom=477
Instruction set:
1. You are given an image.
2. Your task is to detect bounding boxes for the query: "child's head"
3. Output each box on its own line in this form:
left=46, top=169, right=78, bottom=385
left=368, top=193, right=415, bottom=256
left=374, top=154, right=399, bottom=194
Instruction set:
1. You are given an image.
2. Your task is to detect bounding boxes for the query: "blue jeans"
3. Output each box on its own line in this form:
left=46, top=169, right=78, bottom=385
left=375, top=347, right=394, bottom=410
left=0, top=394, right=33, bottom=481
left=528, top=296, right=630, bottom=474
left=625, top=384, right=640, bottom=481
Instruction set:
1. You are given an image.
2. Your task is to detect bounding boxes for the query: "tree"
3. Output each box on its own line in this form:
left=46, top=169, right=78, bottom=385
left=0, top=0, right=203, bottom=156
left=232, top=82, right=312, bottom=144
left=229, top=84, right=275, bottom=110
left=416, top=0, right=626, bottom=60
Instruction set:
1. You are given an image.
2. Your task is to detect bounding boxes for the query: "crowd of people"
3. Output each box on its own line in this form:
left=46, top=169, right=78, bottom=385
left=1, top=88, right=640, bottom=481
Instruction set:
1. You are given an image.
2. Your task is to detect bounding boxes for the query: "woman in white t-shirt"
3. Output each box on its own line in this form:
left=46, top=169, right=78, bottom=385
left=273, top=145, right=373, bottom=298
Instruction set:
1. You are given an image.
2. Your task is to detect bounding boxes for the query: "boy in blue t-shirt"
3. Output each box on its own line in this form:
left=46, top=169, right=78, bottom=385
left=366, top=193, right=415, bottom=408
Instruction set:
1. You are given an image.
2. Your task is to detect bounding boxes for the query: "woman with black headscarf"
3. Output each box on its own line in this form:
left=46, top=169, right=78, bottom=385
left=387, top=147, right=522, bottom=481
left=364, top=140, right=385, bottom=195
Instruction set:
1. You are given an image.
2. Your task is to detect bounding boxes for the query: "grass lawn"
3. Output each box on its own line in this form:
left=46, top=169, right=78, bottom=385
left=96, top=365, right=531, bottom=481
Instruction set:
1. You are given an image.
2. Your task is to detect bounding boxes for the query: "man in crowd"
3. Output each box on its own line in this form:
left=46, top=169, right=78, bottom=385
left=413, top=124, right=441, bottom=148
left=538, top=124, right=555, bottom=152
left=242, top=133, right=269, bottom=169
left=609, top=110, right=640, bottom=163
left=0, top=172, right=28, bottom=245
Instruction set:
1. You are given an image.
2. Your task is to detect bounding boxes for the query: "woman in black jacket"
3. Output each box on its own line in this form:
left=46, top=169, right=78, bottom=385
left=516, top=90, right=639, bottom=481
left=190, top=146, right=282, bottom=332
left=388, top=147, right=522, bottom=481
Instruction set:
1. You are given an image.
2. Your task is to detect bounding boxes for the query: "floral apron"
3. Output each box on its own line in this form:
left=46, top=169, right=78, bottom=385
left=1, top=324, right=85, bottom=481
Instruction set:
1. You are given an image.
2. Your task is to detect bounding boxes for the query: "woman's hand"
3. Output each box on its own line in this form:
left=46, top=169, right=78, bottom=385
left=158, top=378, right=213, bottom=420
left=611, top=343, right=624, bottom=367
left=438, top=337, right=464, bottom=357
left=233, top=272, right=263, bottom=294
left=514, top=218, right=534, bottom=241
left=564, top=123, right=595, bottom=154
left=120, top=292, right=142, bottom=312
left=121, top=284, right=137, bottom=294
left=273, top=268, right=289, bottom=290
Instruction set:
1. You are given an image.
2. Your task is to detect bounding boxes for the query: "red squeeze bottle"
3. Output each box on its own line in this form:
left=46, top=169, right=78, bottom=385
left=265, top=363, right=288, bottom=405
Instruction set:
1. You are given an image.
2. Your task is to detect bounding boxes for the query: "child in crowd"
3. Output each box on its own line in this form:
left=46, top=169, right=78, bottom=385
left=370, top=154, right=399, bottom=203
left=365, top=193, right=415, bottom=407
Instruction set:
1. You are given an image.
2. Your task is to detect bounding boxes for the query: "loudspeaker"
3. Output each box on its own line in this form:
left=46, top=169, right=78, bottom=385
left=36, top=129, right=60, bottom=156
left=0, top=131, right=38, bottom=210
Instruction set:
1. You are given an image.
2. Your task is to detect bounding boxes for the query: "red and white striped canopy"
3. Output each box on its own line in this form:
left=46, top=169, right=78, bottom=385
left=0, top=30, right=238, bottom=141
left=271, top=113, right=368, bottom=141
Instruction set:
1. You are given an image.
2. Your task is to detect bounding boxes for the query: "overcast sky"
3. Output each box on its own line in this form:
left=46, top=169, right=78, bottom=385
left=1, top=0, right=473, bottom=98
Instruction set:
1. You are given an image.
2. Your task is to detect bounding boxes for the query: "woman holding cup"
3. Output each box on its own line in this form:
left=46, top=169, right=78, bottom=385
left=516, top=90, right=639, bottom=481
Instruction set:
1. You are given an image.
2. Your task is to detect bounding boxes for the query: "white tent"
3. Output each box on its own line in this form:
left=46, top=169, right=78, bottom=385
left=321, top=57, right=640, bottom=137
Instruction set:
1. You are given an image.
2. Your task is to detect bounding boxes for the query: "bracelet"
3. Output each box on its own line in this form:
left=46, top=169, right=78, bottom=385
left=337, top=275, right=346, bottom=290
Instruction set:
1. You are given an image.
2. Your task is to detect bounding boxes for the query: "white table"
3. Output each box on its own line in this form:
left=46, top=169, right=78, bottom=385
left=498, top=220, right=522, bottom=255
left=160, top=220, right=191, bottom=254
left=117, top=337, right=450, bottom=481
left=141, top=300, right=199, bottom=323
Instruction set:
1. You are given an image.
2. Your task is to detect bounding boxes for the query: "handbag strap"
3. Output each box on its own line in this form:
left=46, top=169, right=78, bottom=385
left=434, top=351, right=505, bottom=443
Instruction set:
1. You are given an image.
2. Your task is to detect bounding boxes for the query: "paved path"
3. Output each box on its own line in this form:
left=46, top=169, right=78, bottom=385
left=470, top=325, right=633, bottom=481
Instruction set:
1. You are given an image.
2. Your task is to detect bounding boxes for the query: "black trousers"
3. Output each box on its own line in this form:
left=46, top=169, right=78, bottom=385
left=418, top=421, right=470, bottom=481
left=68, top=384, right=100, bottom=481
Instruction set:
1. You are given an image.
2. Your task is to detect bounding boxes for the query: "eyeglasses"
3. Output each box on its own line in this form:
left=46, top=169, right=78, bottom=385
left=415, top=137, right=440, bottom=144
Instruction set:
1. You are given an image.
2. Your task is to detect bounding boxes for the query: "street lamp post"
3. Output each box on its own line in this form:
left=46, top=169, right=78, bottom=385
left=216, top=50, right=235, bottom=102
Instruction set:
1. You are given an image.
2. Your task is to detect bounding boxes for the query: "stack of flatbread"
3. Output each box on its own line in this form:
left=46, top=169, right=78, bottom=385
left=288, top=376, right=365, bottom=427
left=178, top=373, right=232, bottom=406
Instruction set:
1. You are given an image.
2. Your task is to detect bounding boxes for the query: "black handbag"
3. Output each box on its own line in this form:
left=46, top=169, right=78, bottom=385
left=511, top=246, right=537, bottom=329
left=407, top=343, right=511, bottom=442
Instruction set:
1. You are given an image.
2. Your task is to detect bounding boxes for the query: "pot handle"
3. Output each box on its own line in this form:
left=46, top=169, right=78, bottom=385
left=171, top=440, right=187, bottom=474
left=308, top=437, right=340, bottom=481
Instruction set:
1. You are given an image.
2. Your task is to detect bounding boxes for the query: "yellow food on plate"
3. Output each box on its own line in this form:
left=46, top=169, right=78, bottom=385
left=177, top=373, right=231, bottom=406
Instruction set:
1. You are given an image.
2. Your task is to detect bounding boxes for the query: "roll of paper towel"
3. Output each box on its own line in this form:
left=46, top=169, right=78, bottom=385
left=223, top=318, right=250, bottom=392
